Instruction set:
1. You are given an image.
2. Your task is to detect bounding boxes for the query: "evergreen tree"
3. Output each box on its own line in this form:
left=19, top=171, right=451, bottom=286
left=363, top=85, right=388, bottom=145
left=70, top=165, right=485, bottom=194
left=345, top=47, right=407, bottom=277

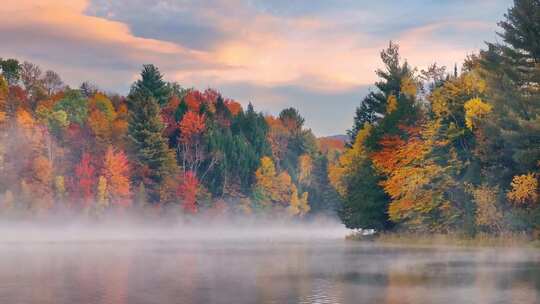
left=480, top=0, right=540, bottom=178
left=127, top=83, right=176, bottom=203
left=129, top=64, right=171, bottom=107
left=0, top=58, right=21, bottom=85
left=348, top=41, right=416, bottom=146
left=339, top=158, right=392, bottom=230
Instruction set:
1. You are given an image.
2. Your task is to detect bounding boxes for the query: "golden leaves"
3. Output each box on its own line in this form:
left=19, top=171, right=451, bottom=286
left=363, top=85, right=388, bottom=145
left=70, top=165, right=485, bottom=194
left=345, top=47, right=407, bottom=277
left=400, top=76, right=417, bottom=98
left=464, top=98, right=492, bottom=130
left=507, top=173, right=538, bottom=205
left=386, top=94, right=398, bottom=114
left=298, top=154, right=313, bottom=185
left=328, top=123, right=372, bottom=196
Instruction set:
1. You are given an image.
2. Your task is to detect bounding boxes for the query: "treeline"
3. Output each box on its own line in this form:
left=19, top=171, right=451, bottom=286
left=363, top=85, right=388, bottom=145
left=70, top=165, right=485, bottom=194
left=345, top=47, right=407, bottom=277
left=0, top=62, right=340, bottom=218
left=333, top=0, right=539, bottom=235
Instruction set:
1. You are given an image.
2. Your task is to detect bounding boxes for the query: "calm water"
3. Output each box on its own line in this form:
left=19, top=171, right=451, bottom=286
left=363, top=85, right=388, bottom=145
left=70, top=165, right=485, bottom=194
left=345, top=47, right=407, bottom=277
left=1, top=239, right=540, bottom=304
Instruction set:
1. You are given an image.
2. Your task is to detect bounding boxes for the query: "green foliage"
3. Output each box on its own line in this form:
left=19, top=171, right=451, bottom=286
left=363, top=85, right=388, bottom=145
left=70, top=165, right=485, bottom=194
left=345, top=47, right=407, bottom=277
left=54, top=90, right=88, bottom=126
left=129, top=64, right=171, bottom=107
left=336, top=0, right=540, bottom=236
left=0, top=58, right=21, bottom=85
left=338, top=158, right=392, bottom=230
left=127, top=87, right=176, bottom=203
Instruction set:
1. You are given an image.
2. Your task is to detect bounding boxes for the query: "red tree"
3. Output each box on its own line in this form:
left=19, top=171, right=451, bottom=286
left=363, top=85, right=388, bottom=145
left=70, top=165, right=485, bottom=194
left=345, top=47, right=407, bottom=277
left=74, top=152, right=96, bottom=208
left=177, top=171, right=199, bottom=214
left=179, top=111, right=205, bottom=142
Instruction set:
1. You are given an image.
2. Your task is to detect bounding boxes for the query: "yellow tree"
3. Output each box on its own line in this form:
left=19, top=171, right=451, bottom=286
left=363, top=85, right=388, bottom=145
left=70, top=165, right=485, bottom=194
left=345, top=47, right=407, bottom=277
left=96, top=175, right=109, bottom=210
left=464, top=98, right=492, bottom=130
left=265, top=116, right=289, bottom=168
left=328, top=124, right=372, bottom=196
left=298, top=154, right=313, bottom=185
left=101, top=146, right=131, bottom=207
left=0, top=75, right=7, bottom=124
left=371, top=121, right=458, bottom=231
left=507, top=173, right=539, bottom=205
left=88, top=94, right=117, bottom=151
left=254, top=156, right=307, bottom=212
left=29, top=155, right=54, bottom=212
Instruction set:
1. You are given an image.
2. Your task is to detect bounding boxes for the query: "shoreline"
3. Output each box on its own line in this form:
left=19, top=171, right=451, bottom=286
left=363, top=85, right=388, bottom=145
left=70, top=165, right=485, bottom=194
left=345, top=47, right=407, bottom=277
left=346, top=231, right=540, bottom=248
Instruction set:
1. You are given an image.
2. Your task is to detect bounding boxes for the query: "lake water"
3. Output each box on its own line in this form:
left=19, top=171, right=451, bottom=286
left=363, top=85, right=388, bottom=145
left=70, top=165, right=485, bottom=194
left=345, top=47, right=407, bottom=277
left=1, top=231, right=540, bottom=304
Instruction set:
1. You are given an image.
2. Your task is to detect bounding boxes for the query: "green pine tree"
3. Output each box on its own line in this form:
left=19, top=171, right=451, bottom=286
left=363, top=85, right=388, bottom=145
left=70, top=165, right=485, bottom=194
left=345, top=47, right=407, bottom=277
left=129, top=64, right=171, bottom=107
left=127, top=84, right=176, bottom=203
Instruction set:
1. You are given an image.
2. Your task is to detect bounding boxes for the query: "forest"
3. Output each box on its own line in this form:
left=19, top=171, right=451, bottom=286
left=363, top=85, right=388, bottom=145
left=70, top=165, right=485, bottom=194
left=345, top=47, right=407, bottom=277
left=0, top=56, right=342, bottom=220
left=0, top=0, right=539, bottom=237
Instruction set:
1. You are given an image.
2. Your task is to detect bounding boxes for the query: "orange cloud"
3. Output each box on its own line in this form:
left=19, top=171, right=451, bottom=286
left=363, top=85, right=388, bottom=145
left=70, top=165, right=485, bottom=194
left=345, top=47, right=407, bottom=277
left=0, top=0, right=499, bottom=96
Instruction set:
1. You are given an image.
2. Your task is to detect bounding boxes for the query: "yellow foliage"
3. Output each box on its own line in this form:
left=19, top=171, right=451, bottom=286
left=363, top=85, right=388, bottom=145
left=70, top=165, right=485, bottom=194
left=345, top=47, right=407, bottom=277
left=386, top=95, right=398, bottom=114
left=55, top=176, right=66, bottom=200
left=0, top=76, right=6, bottom=124
left=255, top=156, right=298, bottom=206
left=461, top=72, right=486, bottom=95
left=298, top=154, right=313, bottom=185
left=372, top=126, right=456, bottom=227
left=275, top=172, right=293, bottom=202
left=88, top=109, right=113, bottom=144
left=430, top=71, right=487, bottom=119
left=0, top=75, right=7, bottom=99
left=400, top=76, right=417, bottom=98
left=299, top=191, right=310, bottom=214
left=97, top=175, right=109, bottom=208
left=507, top=173, right=538, bottom=205
left=288, top=188, right=310, bottom=216
left=16, top=109, right=35, bottom=129
left=328, top=124, right=372, bottom=196
left=33, top=156, right=52, bottom=185
left=255, top=156, right=277, bottom=193
left=464, top=98, right=492, bottom=130
left=89, top=93, right=116, bottom=121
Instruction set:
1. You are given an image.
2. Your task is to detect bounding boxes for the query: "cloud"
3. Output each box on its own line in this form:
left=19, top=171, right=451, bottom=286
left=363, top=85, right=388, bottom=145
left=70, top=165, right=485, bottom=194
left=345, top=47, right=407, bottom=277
left=0, top=0, right=511, bottom=135
left=0, top=0, right=220, bottom=90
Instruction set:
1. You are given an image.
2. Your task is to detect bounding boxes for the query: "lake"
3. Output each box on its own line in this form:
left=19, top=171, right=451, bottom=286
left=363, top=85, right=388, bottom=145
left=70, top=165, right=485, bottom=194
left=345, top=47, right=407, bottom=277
left=1, top=227, right=540, bottom=304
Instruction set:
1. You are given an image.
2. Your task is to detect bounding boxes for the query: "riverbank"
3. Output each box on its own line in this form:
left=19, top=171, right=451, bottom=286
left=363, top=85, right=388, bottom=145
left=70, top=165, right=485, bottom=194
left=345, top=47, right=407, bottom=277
left=346, top=231, right=540, bottom=248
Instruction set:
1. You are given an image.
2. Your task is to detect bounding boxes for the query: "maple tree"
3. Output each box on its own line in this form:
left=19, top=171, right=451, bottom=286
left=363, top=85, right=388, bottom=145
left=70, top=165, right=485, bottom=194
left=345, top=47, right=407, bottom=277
left=74, top=153, right=96, bottom=207
left=178, top=171, right=199, bottom=214
left=101, top=146, right=131, bottom=207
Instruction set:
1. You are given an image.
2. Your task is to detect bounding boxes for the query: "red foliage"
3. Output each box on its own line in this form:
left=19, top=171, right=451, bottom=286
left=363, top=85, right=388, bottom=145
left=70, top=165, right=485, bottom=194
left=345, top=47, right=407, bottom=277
left=183, top=89, right=224, bottom=112
left=184, top=91, right=203, bottom=112
left=74, top=153, right=96, bottom=207
left=9, top=86, right=27, bottom=104
left=177, top=171, right=199, bottom=214
left=161, top=95, right=181, bottom=138
left=179, top=111, right=205, bottom=143
left=224, top=99, right=242, bottom=116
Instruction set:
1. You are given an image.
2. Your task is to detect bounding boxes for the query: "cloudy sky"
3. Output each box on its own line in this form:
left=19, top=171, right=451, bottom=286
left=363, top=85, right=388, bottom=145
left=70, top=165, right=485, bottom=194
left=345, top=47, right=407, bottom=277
left=0, top=0, right=512, bottom=135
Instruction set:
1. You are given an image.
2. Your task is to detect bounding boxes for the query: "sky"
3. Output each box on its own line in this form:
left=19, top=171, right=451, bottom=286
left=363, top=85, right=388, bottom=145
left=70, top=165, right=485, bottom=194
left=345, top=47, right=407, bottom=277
left=0, top=0, right=512, bottom=136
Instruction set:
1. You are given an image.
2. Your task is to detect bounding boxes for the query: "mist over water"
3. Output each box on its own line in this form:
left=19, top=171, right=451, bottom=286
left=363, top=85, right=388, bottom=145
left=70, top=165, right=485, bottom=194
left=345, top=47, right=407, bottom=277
left=1, top=218, right=540, bottom=304
left=0, top=216, right=350, bottom=243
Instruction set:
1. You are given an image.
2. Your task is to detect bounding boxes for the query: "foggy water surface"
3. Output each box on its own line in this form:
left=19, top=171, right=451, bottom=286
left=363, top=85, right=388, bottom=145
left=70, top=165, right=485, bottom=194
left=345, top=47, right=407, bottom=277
left=1, top=224, right=540, bottom=304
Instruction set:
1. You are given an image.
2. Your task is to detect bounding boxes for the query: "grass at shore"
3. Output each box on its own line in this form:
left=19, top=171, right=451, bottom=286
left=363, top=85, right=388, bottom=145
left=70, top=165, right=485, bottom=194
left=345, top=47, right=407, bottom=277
left=346, top=231, right=540, bottom=248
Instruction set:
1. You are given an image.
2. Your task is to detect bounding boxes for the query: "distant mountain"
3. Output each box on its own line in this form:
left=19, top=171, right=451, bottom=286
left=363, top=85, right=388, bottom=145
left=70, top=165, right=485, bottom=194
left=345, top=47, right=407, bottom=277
left=320, top=134, right=348, bottom=142
left=317, top=134, right=347, bottom=155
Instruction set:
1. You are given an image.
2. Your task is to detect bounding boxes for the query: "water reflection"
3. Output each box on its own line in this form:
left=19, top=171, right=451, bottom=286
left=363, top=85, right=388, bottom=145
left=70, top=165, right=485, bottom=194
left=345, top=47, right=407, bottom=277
left=0, top=242, right=539, bottom=304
